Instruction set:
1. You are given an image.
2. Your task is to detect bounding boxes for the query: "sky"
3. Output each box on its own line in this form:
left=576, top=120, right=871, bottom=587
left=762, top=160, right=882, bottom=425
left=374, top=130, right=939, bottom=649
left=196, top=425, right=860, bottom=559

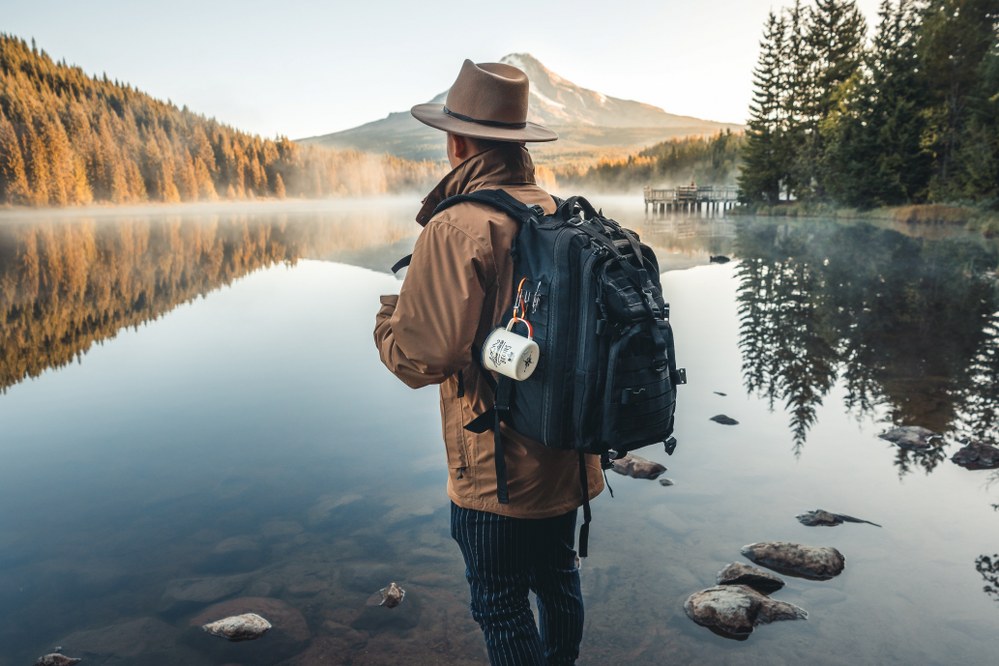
left=2, top=0, right=886, bottom=140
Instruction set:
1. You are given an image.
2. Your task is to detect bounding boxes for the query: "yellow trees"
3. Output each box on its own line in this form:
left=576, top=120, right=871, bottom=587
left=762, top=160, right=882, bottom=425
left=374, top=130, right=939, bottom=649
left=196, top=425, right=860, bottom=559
left=0, top=33, right=439, bottom=206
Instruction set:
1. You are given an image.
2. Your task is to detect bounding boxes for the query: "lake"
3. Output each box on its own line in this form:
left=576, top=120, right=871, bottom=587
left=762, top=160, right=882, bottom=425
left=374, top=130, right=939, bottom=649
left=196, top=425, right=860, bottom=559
left=0, top=197, right=997, bottom=665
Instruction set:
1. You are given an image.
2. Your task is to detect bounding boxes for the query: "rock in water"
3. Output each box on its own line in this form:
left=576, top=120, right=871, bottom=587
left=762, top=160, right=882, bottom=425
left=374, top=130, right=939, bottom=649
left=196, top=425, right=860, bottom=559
left=709, top=255, right=731, bottom=264
left=796, top=509, right=881, bottom=527
left=710, top=414, right=739, bottom=425
left=716, top=562, right=785, bottom=594
left=951, top=441, right=999, bottom=470
left=741, top=542, right=845, bottom=580
left=201, top=613, right=272, bottom=641
left=35, top=655, right=81, bottom=666
left=610, top=454, right=667, bottom=480
left=878, top=426, right=942, bottom=450
left=684, top=585, right=806, bottom=637
left=658, top=477, right=675, bottom=487
left=379, top=581, right=406, bottom=608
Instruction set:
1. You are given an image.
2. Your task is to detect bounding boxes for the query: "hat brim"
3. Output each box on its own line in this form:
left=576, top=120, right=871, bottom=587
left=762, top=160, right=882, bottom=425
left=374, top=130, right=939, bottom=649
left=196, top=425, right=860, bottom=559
left=411, top=104, right=558, bottom=142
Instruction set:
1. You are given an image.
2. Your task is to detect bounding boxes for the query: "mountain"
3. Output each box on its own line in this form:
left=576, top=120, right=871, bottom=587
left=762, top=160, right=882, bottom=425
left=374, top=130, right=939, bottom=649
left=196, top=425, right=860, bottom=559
left=299, top=53, right=744, bottom=162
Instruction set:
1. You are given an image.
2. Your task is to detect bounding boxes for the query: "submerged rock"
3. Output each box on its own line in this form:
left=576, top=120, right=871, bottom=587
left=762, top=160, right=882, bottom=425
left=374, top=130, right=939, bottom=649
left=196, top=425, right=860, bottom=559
left=741, top=541, right=845, bottom=580
left=374, top=581, right=406, bottom=608
left=610, top=454, right=667, bottom=480
left=35, top=655, right=81, bottom=666
left=201, top=613, right=272, bottom=641
left=191, top=597, right=310, bottom=642
left=879, top=426, right=942, bottom=450
left=710, top=414, right=739, bottom=425
left=796, top=509, right=881, bottom=527
left=951, top=441, right=999, bottom=470
left=713, top=391, right=727, bottom=396
left=658, top=477, right=675, bottom=487
left=684, top=585, right=806, bottom=637
left=716, top=562, right=785, bottom=594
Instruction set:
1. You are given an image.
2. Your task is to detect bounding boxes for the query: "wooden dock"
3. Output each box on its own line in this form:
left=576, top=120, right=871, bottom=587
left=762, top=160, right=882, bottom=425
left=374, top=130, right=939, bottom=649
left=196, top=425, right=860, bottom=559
left=644, top=185, right=740, bottom=213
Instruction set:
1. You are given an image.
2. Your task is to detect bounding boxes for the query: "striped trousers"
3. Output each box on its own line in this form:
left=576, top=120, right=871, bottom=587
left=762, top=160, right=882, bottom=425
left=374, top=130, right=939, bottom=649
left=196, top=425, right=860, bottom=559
left=450, top=502, right=584, bottom=665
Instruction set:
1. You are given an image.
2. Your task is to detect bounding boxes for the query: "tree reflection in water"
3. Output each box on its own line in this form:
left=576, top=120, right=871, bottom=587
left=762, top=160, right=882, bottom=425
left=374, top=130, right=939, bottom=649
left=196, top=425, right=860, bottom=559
left=0, top=209, right=415, bottom=393
left=735, top=220, right=998, bottom=470
left=951, top=309, right=999, bottom=448
left=976, top=554, right=999, bottom=603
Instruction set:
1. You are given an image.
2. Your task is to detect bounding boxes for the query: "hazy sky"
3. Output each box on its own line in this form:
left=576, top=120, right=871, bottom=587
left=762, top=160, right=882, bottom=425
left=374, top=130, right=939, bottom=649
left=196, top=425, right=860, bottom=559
left=3, top=0, right=885, bottom=140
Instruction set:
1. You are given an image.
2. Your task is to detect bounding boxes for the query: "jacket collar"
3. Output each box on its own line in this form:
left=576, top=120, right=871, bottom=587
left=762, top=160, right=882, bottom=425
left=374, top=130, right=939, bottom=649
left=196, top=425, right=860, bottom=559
left=416, top=145, right=537, bottom=226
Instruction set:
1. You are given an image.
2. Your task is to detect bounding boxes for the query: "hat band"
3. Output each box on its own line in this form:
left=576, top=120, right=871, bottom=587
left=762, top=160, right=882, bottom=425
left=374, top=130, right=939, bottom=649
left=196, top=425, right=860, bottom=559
left=443, top=106, right=527, bottom=130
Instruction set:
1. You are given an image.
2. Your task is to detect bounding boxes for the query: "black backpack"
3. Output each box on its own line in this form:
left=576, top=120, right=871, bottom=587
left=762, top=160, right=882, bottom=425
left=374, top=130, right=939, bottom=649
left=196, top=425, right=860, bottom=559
left=427, top=189, right=686, bottom=556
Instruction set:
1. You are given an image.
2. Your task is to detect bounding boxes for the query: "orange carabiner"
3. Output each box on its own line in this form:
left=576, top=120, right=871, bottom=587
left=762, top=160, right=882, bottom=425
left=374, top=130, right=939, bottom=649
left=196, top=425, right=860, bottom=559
left=514, top=277, right=529, bottom=320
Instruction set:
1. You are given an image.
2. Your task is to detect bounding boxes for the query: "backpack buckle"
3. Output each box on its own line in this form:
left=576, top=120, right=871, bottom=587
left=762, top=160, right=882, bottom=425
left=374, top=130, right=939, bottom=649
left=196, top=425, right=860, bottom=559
left=642, top=287, right=661, bottom=317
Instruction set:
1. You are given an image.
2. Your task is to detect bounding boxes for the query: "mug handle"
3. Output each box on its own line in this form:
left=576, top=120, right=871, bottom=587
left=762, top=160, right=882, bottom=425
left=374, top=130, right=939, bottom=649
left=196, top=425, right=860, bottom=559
left=506, top=317, right=533, bottom=340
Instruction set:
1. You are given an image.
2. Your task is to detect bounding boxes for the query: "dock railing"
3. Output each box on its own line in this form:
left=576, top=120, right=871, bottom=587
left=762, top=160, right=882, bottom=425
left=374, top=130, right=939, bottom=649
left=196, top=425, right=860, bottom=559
left=644, top=185, right=740, bottom=213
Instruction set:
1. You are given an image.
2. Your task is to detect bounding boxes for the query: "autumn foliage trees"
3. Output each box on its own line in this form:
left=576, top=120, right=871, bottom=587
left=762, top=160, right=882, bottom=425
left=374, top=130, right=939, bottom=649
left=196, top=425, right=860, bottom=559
left=0, top=34, right=437, bottom=207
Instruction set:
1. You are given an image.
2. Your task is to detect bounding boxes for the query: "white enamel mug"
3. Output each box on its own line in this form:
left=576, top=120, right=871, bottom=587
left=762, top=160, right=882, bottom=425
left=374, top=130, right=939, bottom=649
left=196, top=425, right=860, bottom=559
left=482, top=319, right=540, bottom=381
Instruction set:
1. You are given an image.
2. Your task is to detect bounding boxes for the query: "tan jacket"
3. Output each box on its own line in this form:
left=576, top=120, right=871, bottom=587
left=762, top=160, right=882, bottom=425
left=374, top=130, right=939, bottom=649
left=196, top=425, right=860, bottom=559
left=374, top=145, right=604, bottom=519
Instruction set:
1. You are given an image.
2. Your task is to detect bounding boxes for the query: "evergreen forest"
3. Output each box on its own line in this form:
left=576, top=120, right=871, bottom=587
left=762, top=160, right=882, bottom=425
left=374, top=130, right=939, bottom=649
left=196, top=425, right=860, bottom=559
left=554, top=131, right=744, bottom=192
left=0, top=34, right=439, bottom=207
left=739, top=0, right=999, bottom=208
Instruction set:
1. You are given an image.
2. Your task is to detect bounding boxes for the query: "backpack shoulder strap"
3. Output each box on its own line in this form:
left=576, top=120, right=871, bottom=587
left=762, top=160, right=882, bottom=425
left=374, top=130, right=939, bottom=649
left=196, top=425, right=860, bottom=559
left=432, top=189, right=546, bottom=224
left=390, top=190, right=542, bottom=274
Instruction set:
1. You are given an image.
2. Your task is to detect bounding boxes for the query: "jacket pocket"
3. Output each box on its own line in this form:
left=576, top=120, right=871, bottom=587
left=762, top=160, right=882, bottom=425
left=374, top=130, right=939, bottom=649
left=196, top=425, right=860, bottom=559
left=440, top=374, right=470, bottom=483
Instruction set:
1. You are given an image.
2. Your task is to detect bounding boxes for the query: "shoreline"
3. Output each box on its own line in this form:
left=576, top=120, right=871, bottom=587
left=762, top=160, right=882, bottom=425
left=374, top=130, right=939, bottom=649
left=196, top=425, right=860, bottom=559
left=732, top=202, right=999, bottom=237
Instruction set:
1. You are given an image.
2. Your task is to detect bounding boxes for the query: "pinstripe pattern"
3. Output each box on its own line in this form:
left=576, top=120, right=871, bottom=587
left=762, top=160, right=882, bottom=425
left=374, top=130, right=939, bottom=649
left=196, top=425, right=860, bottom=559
left=451, top=502, right=584, bottom=665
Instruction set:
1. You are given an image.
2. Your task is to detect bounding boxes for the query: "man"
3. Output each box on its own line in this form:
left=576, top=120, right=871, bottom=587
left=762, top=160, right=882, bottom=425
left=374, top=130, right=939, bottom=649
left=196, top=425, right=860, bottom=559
left=373, top=59, right=604, bottom=665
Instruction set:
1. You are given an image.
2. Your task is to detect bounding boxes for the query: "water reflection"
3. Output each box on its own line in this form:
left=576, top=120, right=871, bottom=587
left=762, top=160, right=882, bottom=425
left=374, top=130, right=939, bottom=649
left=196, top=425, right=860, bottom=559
left=735, top=220, right=999, bottom=463
left=0, top=203, right=416, bottom=393
left=3, top=203, right=999, bottom=663
left=976, top=554, right=999, bottom=602
left=0, top=199, right=735, bottom=395
left=951, top=310, right=999, bottom=448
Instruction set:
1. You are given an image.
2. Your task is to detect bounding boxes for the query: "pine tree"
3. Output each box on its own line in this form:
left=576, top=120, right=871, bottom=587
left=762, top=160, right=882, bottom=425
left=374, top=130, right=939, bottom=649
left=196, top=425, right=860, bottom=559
left=870, top=0, right=931, bottom=204
left=954, top=8, right=999, bottom=202
left=918, top=0, right=999, bottom=199
left=0, top=109, right=31, bottom=204
left=780, top=0, right=812, bottom=200
left=273, top=172, right=286, bottom=199
left=22, top=123, right=50, bottom=206
left=804, top=0, right=869, bottom=199
left=819, top=0, right=927, bottom=207
left=739, top=11, right=786, bottom=204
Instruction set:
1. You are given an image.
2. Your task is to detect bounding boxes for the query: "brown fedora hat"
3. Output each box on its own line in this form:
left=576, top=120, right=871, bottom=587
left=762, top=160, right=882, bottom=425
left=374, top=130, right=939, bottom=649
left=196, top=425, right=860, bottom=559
left=411, top=59, right=557, bottom=143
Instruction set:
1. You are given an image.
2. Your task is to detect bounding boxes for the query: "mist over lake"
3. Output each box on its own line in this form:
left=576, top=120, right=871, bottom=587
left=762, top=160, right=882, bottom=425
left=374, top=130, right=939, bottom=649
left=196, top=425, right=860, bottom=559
left=0, top=197, right=996, bottom=664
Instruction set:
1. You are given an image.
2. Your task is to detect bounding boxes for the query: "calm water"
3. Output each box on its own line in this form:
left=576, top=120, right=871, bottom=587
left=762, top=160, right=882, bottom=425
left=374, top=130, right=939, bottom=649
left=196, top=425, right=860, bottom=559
left=0, top=197, right=997, bottom=665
